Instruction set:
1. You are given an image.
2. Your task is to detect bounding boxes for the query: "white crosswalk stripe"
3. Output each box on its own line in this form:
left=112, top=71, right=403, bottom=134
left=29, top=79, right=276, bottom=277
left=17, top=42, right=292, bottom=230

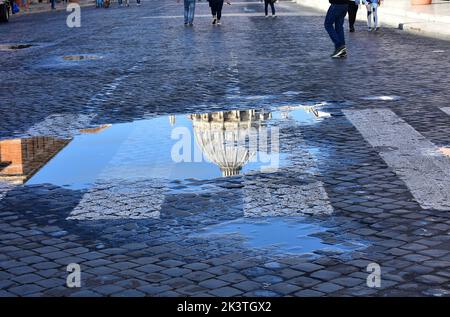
left=344, top=108, right=450, bottom=211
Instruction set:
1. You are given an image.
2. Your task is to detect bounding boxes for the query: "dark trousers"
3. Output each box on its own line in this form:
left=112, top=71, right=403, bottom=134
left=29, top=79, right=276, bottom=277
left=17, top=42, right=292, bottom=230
left=348, top=2, right=358, bottom=29
left=210, top=0, right=224, bottom=20
left=324, top=4, right=348, bottom=49
left=264, top=0, right=275, bottom=16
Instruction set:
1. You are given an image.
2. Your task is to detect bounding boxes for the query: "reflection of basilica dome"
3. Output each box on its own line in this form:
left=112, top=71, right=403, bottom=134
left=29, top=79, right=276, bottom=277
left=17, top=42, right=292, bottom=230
left=189, top=110, right=271, bottom=177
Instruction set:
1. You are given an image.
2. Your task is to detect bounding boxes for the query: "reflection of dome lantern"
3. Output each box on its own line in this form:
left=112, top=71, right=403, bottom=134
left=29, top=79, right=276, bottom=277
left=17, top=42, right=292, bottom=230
left=189, top=110, right=271, bottom=177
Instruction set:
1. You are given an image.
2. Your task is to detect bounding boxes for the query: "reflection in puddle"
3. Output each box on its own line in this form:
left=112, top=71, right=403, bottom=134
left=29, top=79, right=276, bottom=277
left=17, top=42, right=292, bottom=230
left=0, top=137, right=70, bottom=185
left=0, top=106, right=330, bottom=190
left=195, top=217, right=367, bottom=256
left=361, top=95, right=402, bottom=101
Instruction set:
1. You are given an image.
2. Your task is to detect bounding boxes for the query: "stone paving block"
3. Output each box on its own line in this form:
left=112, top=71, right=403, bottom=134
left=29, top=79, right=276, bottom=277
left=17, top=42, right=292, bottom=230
left=9, top=284, right=44, bottom=296
left=232, top=280, right=261, bottom=292
left=135, top=263, right=165, bottom=274
left=312, top=282, right=344, bottom=294
left=160, top=267, right=192, bottom=278
left=13, top=273, right=44, bottom=284
left=310, top=270, right=342, bottom=281
left=111, top=289, right=146, bottom=297
left=268, top=282, right=300, bottom=295
left=292, top=263, right=324, bottom=273
left=294, top=289, right=326, bottom=297
left=183, top=262, right=211, bottom=271
left=209, top=286, right=243, bottom=297
left=184, top=271, right=215, bottom=282
left=199, top=278, right=230, bottom=289
left=288, top=276, right=321, bottom=288
left=218, top=272, right=247, bottom=283
left=92, top=284, right=125, bottom=296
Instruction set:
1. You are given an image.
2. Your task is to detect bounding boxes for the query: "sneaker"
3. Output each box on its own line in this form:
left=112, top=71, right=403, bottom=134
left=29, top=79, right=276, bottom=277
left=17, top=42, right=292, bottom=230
left=217, top=20, right=221, bottom=25
left=368, top=27, right=373, bottom=32
left=272, top=15, right=277, bottom=18
left=349, top=27, right=355, bottom=33
left=189, top=23, right=194, bottom=26
left=331, top=46, right=346, bottom=58
left=212, top=18, right=217, bottom=24
left=265, top=15, right=269, bottom=18
left=375, top=27, right=380, bottom=31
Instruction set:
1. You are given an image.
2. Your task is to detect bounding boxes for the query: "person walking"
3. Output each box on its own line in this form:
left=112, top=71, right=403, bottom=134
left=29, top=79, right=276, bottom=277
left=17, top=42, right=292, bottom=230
left=324, top=0, right=349, bottom=59
left=208, top=0, right=230, bottom=25
left=178, top=0, right=196, bottom=26
left=348, top=0, right=360, bottom=32
left=264, top=0, right=276, bottom=18
left=364, top=0, right=382, bottom=31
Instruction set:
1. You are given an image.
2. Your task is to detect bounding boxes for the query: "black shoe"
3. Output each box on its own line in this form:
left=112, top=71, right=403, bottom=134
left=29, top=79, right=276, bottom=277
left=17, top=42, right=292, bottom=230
left=331, top=46, right=346, bottom=58
left=349, top=27, right=355, bottom=32
left=212, top=17, right=217, bottom=25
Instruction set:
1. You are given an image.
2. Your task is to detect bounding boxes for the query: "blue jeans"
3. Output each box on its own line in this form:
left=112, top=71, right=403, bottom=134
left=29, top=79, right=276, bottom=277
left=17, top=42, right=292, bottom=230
left=184, top=0, right=196, bottom=24
left=324, top=4, right=348, bottom=49
left=51, top=0, right=56, bottom=9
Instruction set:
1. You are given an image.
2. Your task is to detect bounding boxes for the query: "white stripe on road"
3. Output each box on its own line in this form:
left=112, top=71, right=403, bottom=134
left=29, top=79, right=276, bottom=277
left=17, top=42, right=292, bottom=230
left=344, top=108, right=450, bottom=211
left=140, top=12, right=318, bottom=19
left=441, top=107, right=450, bottom=116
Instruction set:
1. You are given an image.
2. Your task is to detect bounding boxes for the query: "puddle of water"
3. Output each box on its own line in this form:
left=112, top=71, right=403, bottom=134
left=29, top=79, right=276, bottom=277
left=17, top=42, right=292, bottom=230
left=62, top=55, right=102, bottom=61
left=194, top=217, right=367, bottom=256
left=0, top=44, right=35, bottom=51
left=0, top=106, right=328, bottom=189
left=361, top=95, right=402, bottom=101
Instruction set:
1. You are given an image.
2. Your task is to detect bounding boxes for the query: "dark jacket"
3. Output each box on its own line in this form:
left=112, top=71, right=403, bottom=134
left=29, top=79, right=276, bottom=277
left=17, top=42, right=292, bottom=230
left=329, top=0, right=350, bottom=4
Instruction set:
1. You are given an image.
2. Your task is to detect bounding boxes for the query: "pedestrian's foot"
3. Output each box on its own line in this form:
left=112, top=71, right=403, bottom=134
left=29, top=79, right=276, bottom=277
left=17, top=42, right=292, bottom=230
left=272, top=15, right=277, bottom=18
left=265, top=15, right=269, bottom=18
left=189, top=23, right=194, bottom=26
left=368, top=27, right=373, bottom=32
left=217, top=20, right=221, bottom=25
left=184, top=22, right=188, bottom=25
left=350, top=27, right=355, bottom=32
left=375, top=27, right=380, bottom=31
left=212, top=17, right=217, bottom=24
left=331, top=46, right=347, bottom=58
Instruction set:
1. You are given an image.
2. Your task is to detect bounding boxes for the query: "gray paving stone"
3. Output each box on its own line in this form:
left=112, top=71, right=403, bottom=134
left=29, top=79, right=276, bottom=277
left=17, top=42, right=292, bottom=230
left=312, top=282, right=344, bottom=293
left=209, top=287, right=243, bottom=297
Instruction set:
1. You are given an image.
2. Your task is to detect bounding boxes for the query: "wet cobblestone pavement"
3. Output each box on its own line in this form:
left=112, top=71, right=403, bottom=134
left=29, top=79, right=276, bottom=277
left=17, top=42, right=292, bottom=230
left=1, top=0, right=450, bottom=297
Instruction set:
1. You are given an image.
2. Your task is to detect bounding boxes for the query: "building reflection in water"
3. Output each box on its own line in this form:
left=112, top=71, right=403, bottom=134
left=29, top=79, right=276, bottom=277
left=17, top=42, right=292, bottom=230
left=0, top=137, right=70, bottom=185
left=189, top=109, right=274, bottom=177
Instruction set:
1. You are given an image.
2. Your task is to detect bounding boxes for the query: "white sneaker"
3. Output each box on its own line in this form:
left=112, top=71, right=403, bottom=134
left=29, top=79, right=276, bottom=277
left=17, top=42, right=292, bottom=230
left=272, top=15, right=277, bottom=18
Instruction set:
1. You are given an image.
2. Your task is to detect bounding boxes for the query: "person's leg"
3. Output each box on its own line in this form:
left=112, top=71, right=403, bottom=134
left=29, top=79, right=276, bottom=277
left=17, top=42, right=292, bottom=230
left=189, top=0, right=196, bottom=24
left=348, top=2, right=358, bottom=31
left=184, top=0, right=189, bottom=24
left=264, top=0, right=269, bottom=16
left=270, top=2, right=275, bottom=15
left=216, top=0, right=223, bottom=21
left=372, top=3, right=378, bottom=29
left=366, top=3, right=372, bottom=29
left=334, top=5, right=348, bottom=48
left=324, top=5, right=340, bottom=49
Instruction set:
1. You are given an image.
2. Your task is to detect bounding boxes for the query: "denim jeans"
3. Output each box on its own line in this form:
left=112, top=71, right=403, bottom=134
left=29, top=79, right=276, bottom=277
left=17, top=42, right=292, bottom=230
left=324, top=4, right=349, bottom=49
left=184, top=0, right=196, bottom=24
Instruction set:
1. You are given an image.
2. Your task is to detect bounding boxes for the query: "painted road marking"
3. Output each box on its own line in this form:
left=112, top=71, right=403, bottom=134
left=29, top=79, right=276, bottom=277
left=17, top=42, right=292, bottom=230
left=344, top=108, right=450, bottom=211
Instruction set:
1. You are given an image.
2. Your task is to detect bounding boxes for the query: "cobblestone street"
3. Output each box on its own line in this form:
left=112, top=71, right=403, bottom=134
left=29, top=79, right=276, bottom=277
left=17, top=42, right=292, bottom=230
left=1, top=0, right=450, bottom=297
